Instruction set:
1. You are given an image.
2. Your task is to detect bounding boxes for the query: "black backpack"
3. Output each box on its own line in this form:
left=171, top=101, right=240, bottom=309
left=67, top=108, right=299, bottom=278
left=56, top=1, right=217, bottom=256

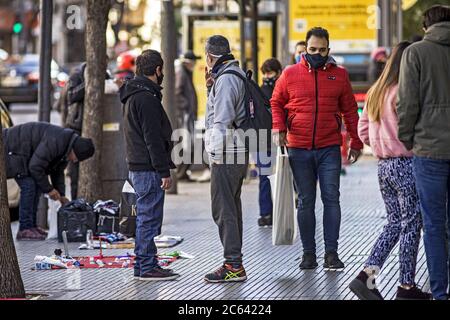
left=213, top=69, right=273, bottom=153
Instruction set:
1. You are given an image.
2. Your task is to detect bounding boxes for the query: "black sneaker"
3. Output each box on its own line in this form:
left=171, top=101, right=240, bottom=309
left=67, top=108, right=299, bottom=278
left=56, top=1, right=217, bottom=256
left=135, top=266, right=173, bottom=277
left=139, top=266, right=179, bottom=281
left=323, top=251, right=345, bottom=270
left=299, top=253, right=318, bottom=270
left=349, top=271, right=384, bottom=300
left=204, top=264, right=247, bottom=283
left=258, top=215, right=272, bottom=227
left=396, top=286, right=433, bottom=300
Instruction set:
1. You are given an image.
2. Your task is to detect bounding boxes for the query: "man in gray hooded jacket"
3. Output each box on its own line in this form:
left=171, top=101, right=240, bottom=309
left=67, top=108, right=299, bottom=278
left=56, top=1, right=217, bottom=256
left=203, top=35, right=249, bottom=283
left=397, top=5, right=450, bottom=300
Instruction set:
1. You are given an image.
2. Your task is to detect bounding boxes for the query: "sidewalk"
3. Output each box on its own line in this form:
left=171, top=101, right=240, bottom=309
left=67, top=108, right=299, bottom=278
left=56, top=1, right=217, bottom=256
left=12, top=157, right=429, bottom=300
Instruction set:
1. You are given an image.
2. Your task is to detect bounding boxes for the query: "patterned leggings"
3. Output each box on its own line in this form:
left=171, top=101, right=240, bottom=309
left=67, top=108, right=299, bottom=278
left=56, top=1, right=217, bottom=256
left=365, top=157, right=422, bottom=286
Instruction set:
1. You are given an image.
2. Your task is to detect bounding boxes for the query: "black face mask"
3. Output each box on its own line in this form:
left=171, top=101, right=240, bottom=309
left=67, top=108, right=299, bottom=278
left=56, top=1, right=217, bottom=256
left=305, top=53, right=329, bottom=69
left=263, top=76, right=277, bottom=88
left=157, top=72, right=164, bottom=85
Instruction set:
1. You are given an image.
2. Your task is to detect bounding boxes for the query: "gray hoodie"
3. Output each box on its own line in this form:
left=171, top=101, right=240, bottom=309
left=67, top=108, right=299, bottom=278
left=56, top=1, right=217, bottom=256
left=397, top=21, right=450, bottom=159
left=204, top=60, right=247, bottom=161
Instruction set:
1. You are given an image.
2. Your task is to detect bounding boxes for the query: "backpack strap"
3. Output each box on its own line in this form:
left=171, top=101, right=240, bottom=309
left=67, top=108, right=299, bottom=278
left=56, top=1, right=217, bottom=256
left=211, top=69, right=251, bottom=129
left=212, top=69, right=248, bottom=97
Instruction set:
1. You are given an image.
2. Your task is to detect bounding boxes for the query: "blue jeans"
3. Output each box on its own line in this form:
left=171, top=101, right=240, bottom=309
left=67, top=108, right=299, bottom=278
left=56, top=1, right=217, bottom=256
left=288, top=145, right=342, bottom=254
left=413, top=156, right=450, bottom=300
left=129, top=170, right=165, bottom=275
left=15, top=177, right=41, bottom=231
left=257, top=152, right=273, bottom=217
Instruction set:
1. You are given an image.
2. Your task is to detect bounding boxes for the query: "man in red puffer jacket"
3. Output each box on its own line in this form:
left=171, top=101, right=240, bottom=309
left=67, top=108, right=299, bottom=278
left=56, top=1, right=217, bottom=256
left=271, top=27, right=363, bottom=271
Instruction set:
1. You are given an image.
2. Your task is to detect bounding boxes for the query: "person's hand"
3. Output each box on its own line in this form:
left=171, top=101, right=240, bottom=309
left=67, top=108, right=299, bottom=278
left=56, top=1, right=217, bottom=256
left=348, top=149, right=362, bottom=164
left=161, top=177, right=172, bottom=190
left=114, top=77, right=124, bottom=88
left=59, top=196, right=70, bottom=206
left=273, top=131, right=288, bottom=147
left=205, top=67, right=214, bottom=87
left=48, top=189, right=61, bottom=201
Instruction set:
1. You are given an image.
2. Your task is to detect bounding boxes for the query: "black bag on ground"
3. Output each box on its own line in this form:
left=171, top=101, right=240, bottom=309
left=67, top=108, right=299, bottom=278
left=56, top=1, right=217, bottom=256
left=94, top=200, right=120, bottom=235
left=213, top=69, right=273, bottom=153
left=119, top=180, right=137, bottom=237
left=57, top=199, right=96, bottom=242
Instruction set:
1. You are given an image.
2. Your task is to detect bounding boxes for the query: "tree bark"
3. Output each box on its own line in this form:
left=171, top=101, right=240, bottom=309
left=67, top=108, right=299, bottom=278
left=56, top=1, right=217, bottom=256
left=161, top=0, right=178, bottom=194
left=0, top=122, right=25, bottom=299
left=78, top=0, right=111, bottom=203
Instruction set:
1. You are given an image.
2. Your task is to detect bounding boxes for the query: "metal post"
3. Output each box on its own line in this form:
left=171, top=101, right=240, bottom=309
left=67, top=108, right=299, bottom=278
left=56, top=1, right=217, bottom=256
left=250, top=0, right=258, bottom=83
left=38, top=0, right=53, bottom=123
left=161, top=0, right=178, bottom=195
left=37, top=0, right=53, bottom=229
left=397, top=0, right=403, bottom=43
left=238, top=0, right=247, bottom=70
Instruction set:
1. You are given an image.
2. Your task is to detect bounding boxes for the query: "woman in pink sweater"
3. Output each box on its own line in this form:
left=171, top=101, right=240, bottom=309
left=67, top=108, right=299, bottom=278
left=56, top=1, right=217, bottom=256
left=348, top=42, right=432, bottom=300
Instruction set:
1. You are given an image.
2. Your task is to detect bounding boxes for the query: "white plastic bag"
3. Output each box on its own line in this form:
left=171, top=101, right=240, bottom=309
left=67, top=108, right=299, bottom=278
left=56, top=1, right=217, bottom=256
left=47, top=199, right=61, bottom=240
left=269, top=147, right=298, bottom=245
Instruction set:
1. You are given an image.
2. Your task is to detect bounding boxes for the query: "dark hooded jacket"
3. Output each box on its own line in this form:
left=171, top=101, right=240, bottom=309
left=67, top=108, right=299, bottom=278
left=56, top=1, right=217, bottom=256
left=120, top=76, right=175, bottom=178
left=2, top=122, right=78, bottom=195
left=397, top=21, right=450, bottom=159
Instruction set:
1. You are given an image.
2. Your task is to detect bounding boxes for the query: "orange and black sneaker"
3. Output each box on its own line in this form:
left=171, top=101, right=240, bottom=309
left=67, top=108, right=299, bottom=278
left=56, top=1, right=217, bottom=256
left=204, top=264, right=247, bottom=283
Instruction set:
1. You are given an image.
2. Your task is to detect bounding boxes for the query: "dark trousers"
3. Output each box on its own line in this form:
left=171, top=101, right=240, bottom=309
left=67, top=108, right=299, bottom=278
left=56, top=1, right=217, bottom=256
left=15, top=177, right=41, bottom=231
left=211, top=154, right=248, bottom=265
left=256, top=152, right=273, bottom=217
left=288, top=145, right=342, bottom=254
left=129, top=170, right=165, bottom=275
left=413, top=156, right=450, bottom=300
left=68, top=161, right=79, bottom=200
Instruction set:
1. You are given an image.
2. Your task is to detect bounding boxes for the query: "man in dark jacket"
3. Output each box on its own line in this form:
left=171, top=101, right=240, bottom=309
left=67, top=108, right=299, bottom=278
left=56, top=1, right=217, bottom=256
left=62, top=62, right=111, bottom=200
left=120, top=49, right=179, bottom=281
left=397, top=5, right=450, bottom=300
left=2, top=122, right=95, bottom=240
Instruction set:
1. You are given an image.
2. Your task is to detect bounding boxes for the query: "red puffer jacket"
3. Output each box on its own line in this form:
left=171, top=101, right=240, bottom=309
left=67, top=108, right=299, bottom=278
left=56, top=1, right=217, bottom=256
left=271, top=54, right=363, bottom=150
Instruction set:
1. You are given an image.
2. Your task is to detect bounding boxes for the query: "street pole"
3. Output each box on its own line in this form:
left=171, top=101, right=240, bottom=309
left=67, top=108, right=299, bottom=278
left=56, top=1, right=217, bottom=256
left=161, top=0, right=178, bottom=195
left=238, top=0, right=247, bottom=71
left=38, top=0, right=53, bottom=123
left=250, top=0, right=258, bottom=83
left=397, top=0, right=403, bottom=43
left=37, top=0, right=53, bottom=230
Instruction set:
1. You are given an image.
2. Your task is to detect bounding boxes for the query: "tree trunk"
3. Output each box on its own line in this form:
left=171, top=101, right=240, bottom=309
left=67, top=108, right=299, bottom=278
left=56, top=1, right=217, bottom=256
left=161, top=0, right=178, bottom=194
left=0, top=122, right=25, bottom=299
left=78, top=0, right=111, bottom=203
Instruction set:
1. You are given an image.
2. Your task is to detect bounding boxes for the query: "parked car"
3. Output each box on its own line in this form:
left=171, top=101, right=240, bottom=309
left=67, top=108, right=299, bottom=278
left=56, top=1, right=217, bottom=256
left=0, top=54, right=68, bottom=108
left=0, top=98, right=20, bottom=221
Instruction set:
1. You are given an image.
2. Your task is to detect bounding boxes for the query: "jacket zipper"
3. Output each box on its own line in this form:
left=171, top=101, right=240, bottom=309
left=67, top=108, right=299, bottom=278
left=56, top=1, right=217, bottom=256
left=312, top=69, right=319, bottom=149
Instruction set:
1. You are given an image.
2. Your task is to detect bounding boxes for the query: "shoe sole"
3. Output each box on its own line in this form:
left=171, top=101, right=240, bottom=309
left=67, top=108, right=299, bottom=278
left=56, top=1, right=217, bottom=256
left=139, top=274, right=180, bottom=281
left=204, top=276, right=247, bottom=283
left=323, top=266, right=345, bottom=271
left=349, top=279, right=383, bottom=300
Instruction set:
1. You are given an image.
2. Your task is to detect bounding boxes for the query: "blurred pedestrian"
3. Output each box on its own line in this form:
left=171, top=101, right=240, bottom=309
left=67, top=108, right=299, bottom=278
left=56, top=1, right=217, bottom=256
left=256, top=58, right=282, bottom=227
left=397, top=5, right=450, bottom=300
left=115, top=50, right=138, bottom=87
left=292, top=41, right=307, bottom=64
left=271, top=27, right=363, bottom=271
left=203, top=35, right=248, bottom=283
left=175, top=50, right=201, bottom=180
left=120, top=49, right=179, bottom=281
left=367, top=47, right=388, bottom=84
left=350, top=42, right=431, bottom=300
left=2, top=122, right=94, bottom=241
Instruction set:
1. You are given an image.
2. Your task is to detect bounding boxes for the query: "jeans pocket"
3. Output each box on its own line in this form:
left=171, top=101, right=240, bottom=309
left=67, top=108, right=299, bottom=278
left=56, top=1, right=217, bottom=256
left=130, top=171, right=153, bottom=198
